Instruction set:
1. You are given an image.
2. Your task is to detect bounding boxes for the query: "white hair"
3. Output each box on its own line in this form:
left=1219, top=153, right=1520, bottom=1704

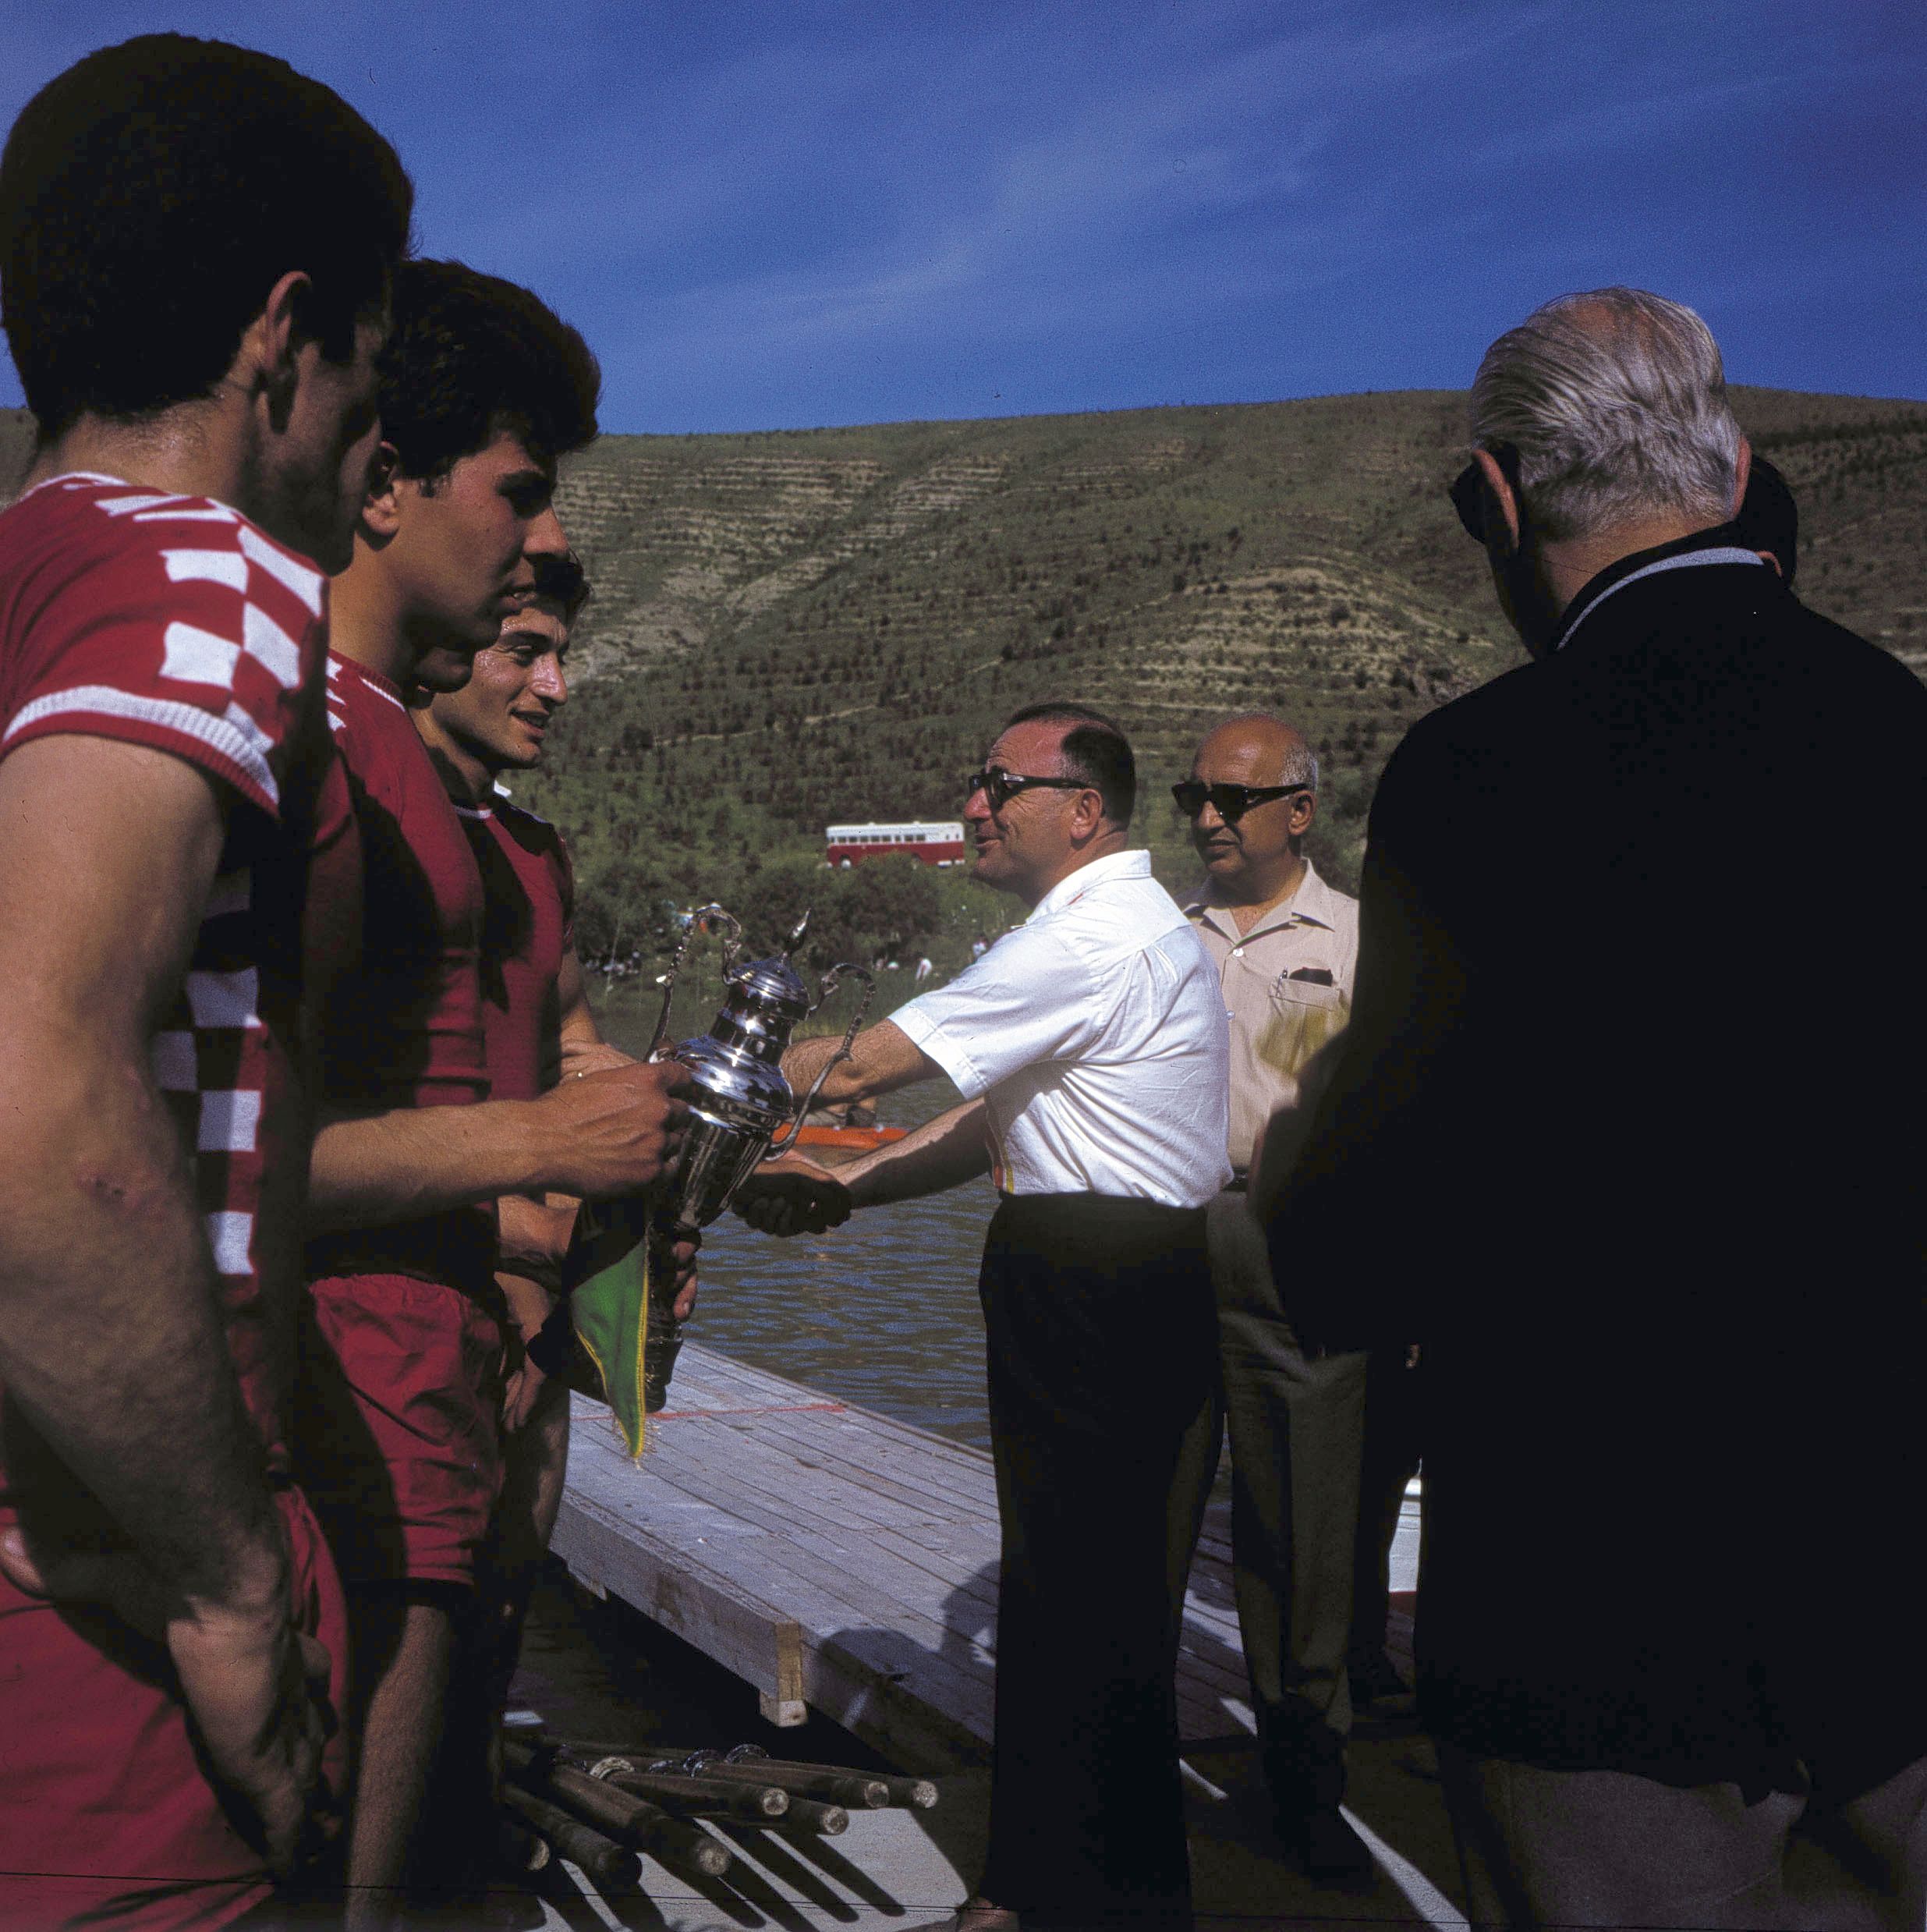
left=1469, top=287, right=1742, bottom=541
left=1279, top=738, right=1318, bottom=792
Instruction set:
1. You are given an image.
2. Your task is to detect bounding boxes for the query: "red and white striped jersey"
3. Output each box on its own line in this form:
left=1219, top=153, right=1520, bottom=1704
left=0, top=471, right=341, bottom=1459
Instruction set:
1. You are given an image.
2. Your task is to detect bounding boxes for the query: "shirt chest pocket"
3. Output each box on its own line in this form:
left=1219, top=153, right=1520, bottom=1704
left=1256, top=970, right=1349, bottom=1079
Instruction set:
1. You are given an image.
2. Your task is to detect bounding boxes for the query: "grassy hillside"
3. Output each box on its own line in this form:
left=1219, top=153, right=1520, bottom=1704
left=8, top=387, right=1922, bottom=972
left=518, top=385, right=1926, bottom=962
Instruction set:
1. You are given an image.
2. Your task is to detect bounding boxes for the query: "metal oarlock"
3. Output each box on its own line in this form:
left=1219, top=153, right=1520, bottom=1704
left=767, top=963, right=875, bottom=1156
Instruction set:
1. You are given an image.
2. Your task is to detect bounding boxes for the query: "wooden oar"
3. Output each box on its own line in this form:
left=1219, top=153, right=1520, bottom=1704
left=579, top=1756, right=788, bottom=1821
left=506, top=1738, right=732, bottom=1878
left=501, top=1784, right=636, bottom=1891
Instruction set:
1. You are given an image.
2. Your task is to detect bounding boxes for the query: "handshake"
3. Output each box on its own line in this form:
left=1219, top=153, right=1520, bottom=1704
left=731, top=1155, right=854, bottom=1238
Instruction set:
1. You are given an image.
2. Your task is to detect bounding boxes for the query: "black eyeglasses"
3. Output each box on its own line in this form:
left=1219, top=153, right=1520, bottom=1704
left=965, top=767, right=1090, bottom=812
left=1449, top=441, right=1521, bottom=544
left=1171, top=780, right=1309, bottom=821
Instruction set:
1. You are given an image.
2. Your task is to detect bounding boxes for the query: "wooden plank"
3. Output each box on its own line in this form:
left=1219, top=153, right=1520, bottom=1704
left=731, top=1427, right=997, bottom=1519
left=760, top=1622, right=806, bottom=1726
left=632, top=1429, right=945, bottom=1541
left=604, top=1398, right=1224, bottom=1658
left=802, top=1632, right=993, bottom=1770
left=703, top=1409, right=1001, bottom=1519
left=618, top=1445, right=984, bottom=1619
left=559, top=1356, right=1291, bottom=1770
left=675, top=1362, right=997, bottom=1470
left=652, top=1411, right=997, bottom=1526
left=550, top=1491, right=800, bottom=1716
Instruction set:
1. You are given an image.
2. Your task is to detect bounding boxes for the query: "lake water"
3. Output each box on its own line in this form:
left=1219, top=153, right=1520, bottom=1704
left=602, top=996, right=1000, bottom=1448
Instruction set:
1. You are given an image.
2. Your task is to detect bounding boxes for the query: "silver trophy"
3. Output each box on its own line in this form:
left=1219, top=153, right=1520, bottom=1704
left=628, top=906, right=872, bottom=1404
left=647, top=905, right=873, bottom=1236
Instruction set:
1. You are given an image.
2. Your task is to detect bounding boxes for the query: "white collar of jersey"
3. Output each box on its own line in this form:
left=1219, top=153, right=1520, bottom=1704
left=19, top=469, right=129, bottom=501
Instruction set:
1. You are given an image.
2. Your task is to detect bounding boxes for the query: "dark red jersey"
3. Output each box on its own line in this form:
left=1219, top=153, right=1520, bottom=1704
left=459, top=794, right=575, bottom=1103
left=320, top=652, right=488, bottom=1110
left=0, top=472, right=350, bottom=1929
left=306, top=653, right=493, bottom=1294
left=0, top=471, right=340, bottom=1465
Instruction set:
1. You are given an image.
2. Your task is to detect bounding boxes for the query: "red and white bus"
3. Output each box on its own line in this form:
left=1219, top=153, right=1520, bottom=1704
left=824, top=820, right=968, bottom=867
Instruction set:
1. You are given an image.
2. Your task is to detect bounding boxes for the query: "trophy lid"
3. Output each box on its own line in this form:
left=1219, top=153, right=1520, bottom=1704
left=726, top=910, right=813, bottom=1017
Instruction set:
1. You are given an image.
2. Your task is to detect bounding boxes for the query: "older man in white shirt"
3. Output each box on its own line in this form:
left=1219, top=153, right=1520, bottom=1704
left=739, top=703, right=1228, bottom=1932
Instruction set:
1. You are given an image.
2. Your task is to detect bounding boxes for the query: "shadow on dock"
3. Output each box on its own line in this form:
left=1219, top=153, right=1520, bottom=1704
left=537, top=1348, right=1472, bottom=1927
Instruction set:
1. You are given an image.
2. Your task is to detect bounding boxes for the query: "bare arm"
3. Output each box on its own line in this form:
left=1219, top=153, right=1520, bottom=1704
left=0, top=736, right=328, bottom=1866
left=781, top=1018, right=942, bottom=1108
left=556, top=941, right=630, bottom=1077
left=840, top=1098, right=993, bottom=1207
left=306, top=1059, right=689, bottom=1232
left=735, top=1099, right=992, bottom=1235
left=0, top=739, right=280, bottom=1599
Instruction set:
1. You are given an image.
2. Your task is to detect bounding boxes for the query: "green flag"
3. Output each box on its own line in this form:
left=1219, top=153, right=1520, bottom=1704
left=572, top=1234, right=652, bottom=1457
left=563, top=1199, right=675, bottom=1458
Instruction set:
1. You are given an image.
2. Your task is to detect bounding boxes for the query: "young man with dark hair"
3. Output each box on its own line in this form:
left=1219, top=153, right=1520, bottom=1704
left=0, top=33, right=411, bottom=1930
left=297, top=258, right=690, bottom=1923
left=412, top=554, right=660, bottom=1867
left=739, top=701, right=1230, bottom=1932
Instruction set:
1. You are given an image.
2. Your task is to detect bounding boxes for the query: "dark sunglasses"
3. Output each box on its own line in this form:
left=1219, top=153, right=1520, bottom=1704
left=1171, top=780, right=1309, bottom=822
left=1449, top=441, right=1521, bottom=544
left=965, top=767, right=1090, bottom=812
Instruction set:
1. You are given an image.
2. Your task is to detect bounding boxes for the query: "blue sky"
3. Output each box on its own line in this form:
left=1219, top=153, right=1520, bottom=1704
left=2, top=1, right=1922, bottom=431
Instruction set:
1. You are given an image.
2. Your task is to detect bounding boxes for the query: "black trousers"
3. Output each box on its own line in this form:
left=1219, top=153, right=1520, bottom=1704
left=978, top=1193, right=1215, bottom=1932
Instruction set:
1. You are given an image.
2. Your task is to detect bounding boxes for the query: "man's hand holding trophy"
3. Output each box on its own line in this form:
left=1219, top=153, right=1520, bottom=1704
left=563, top=906, right=870, bottom=1418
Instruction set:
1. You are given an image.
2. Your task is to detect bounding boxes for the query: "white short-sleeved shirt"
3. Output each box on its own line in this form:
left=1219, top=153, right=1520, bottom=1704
left=892, top=849, right=1231, bottom=1208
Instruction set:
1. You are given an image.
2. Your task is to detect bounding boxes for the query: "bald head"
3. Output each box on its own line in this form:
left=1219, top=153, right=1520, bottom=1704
left=1185, top=712, right=1318, bottom=907
left=1196, top=713, right=1317, bottom=790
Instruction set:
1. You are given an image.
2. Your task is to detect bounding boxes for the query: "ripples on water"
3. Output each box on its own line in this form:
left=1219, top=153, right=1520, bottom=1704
left=687, top=1177, right=998, bottom=1451
left=603, top=995, right=999, bottom=1450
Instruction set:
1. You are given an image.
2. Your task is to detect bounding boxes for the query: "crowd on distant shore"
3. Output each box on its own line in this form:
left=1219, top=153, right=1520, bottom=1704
left=1, top=30, right=1923, bottom=1932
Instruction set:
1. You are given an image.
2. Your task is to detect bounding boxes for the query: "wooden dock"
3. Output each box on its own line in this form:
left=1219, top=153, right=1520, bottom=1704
left=552, top=1345, right=1415, bottom=1772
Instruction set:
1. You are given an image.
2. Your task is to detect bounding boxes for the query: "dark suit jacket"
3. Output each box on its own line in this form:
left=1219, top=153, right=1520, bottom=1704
left=1269, top=535, right=1927, bottom=1791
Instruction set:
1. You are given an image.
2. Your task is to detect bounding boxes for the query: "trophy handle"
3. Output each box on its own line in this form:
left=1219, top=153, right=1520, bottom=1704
left=705, top=906, right=744, bottom=980
left=646, top=902, right=739, bottom=1060
left=767, top=963, right=874, bottom=1156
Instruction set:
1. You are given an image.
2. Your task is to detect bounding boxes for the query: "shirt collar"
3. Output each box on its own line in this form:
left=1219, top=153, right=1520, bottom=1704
left=329, top=648, right=407, bottom=705
left=1029, top=847, right=1150, bottom=921
left=1185, top=857, right=1338, bottom=938
left=1549, top=529, right=1770, bottom=655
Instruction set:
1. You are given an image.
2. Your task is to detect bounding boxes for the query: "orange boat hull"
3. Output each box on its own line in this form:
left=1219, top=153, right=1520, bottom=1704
left=789, top=1125, right=909, bottom=1151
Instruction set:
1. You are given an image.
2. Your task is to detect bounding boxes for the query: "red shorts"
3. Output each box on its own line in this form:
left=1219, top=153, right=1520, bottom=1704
left=297, top=1273, right=508, bottom=1588
left=0, top=1485, right=349, bottom=1932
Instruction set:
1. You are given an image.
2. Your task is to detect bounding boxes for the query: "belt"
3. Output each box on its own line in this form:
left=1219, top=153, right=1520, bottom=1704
left=305, top=1204, right=498, bottom=1299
